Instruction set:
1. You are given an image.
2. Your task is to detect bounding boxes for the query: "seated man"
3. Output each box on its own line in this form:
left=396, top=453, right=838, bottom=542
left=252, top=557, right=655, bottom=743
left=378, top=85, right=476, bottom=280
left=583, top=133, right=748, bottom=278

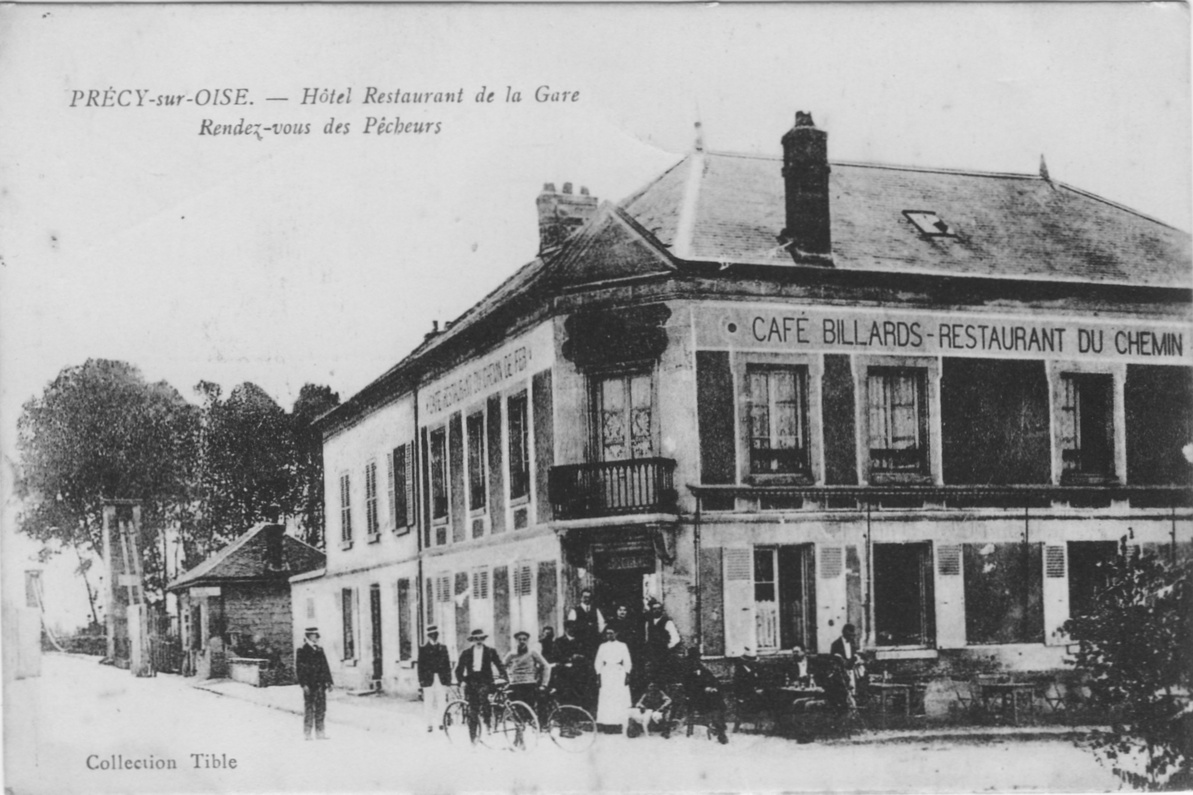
left=627, top=681, right=673, bottom=739
left=732, top=648, right=767, bottom=712
left=788, top=645, right=812, bottom=688
left=682, top=647, right=729, bottom=744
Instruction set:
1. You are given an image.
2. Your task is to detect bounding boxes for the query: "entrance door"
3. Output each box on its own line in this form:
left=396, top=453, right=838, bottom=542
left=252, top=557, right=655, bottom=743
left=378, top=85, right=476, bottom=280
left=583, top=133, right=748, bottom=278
left=369, top=584, right=383, bottom=682
left=873, top=543, right=935, bottom=647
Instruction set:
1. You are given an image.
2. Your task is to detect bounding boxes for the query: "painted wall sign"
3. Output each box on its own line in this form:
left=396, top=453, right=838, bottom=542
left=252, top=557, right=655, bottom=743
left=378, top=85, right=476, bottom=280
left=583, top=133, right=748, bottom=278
left=419, top=322, right=555, bottom=419
left=189, top=586, right=221, bottom=597
left=695, top=305, right=1192, bottom=364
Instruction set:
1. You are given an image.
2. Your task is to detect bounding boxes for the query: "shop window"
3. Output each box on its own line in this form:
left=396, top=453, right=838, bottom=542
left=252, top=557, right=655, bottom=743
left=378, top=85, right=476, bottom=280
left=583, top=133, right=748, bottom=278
left=508, top=392, right=530, bottom=501
left=1058, top=373, right=1116, bottom=482
left=873, top=543, right=935, bottom=647
left=430, top=428, right=448, bottom=523
left=595, top=372, right=653, bottom=461
left=962, top=543, right=1044, bottom=645
left=752, top=546, right=816, bottom=652
left=364, top=461, right=379, bottom=538
left=467, top=412, right=487, bottom=512
left=341, top=587, right=356, bottom=660
left=339, top=473, right=352, bottom=545
left=867, top=367, right=929, bottom=480
left=1067, top=541, right=1117, bottom=620
left=747, top=365, right=810, bottom=477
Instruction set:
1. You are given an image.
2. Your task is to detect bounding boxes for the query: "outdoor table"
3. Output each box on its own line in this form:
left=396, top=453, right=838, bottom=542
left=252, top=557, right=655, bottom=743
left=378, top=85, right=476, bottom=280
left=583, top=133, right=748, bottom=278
left=980, top=681, right=1036, bottom=724
left=868, top=681, right=913, bottom=723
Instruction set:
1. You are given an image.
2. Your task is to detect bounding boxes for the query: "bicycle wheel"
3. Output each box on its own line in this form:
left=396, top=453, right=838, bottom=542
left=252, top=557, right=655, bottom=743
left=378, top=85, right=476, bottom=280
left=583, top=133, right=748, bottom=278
left=490, top=700, right=540, bottom=751
left=442, top=700, right=472, bottom=745
left=547, top=704, right=596, bottom=752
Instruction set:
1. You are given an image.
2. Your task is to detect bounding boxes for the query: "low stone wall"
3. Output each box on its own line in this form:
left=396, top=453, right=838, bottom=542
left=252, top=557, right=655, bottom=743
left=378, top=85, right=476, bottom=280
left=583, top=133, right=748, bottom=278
left=228, top=657, right=278, bottom=688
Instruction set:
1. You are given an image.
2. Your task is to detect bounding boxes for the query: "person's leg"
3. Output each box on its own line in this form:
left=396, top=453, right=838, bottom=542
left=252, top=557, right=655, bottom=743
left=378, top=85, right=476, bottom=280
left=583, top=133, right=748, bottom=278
left=302, top=687, right=314, bottom=738
left=466, top=684, right=482, bottom=743
left=314, top=687, right=328, bottom=738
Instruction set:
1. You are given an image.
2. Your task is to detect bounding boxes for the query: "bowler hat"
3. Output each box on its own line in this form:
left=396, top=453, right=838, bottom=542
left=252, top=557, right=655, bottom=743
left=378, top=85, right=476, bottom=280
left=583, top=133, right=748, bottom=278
left=468, top=629, right=488, bottom=641
left=513, top=630, right=530, bottom=640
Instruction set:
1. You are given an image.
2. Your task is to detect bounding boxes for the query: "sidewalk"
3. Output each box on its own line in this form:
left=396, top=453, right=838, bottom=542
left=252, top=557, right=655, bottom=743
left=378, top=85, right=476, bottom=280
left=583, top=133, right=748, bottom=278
left=190, top=676, right=1105, bottom=746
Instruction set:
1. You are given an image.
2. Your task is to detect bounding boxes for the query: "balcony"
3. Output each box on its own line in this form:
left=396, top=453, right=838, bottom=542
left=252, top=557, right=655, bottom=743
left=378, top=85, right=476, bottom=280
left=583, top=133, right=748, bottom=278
left=549, top=457, right=678, bottom=520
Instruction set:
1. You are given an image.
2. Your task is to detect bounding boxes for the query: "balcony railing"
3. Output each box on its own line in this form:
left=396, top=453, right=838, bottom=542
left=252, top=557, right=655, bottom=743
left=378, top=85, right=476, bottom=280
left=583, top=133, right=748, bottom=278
left=549, top=457, right=678, bottom=520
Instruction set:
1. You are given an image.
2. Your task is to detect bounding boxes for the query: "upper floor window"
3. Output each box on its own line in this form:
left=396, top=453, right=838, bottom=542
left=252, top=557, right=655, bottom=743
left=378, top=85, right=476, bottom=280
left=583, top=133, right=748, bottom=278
left=364, top=461, right=379, bottom=538
left=747, top=365, right=809, bottom=476
left=508, top=392, right=530, bottom=501
left=1058, top=372, right=1115, bottom=482
left=339, top=473, right=352, bottom=544
left=391, top=443, right=413, bottom=531
left=867, top=367, right=929, bottom=479
left=430, top=427, right=448, bottom=521
left=595, top=372, right=653, bottom=461
left=467, top=411, right=487, bottom=511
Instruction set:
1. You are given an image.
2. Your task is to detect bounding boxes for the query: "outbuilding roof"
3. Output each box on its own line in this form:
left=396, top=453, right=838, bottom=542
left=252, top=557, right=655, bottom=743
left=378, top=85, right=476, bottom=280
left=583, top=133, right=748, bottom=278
left=621, top=151, right=1191, bottom=288
left=167, top=523, right=325, bottom=591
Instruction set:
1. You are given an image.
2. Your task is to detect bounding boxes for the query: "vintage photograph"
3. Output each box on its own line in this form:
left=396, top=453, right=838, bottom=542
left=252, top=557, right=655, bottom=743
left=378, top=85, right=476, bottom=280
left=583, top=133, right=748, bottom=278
left=1, top=4, right=1190, bottom=794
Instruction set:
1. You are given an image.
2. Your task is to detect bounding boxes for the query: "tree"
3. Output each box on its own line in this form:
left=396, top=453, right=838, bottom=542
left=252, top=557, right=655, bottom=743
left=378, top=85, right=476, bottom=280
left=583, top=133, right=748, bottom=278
left=1063, top=538, right=1192, bottom=791
left=15, top=359, right=197, bottom=604
left=290, top=384, right=340, bottom=549
left=190, top=382, right=297, bottom=565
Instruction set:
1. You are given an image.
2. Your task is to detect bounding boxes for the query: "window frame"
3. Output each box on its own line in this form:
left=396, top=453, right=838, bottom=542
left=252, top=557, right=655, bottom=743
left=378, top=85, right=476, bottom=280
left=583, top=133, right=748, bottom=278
left=429, top=425, right=449, bottom=526
left=589, top=367, right=657, bottom=463
left=745, top=363, right=812, bottom=478
left=364, top=460, right=380, bottom=541
left=466, top=409, right=488, bottom=516
left=734, top=352, right=824, bottom=486
left=1046, top=361, right=1125, bottom=487
left=341, top=587, right=357, bottom=661
left=855, top=356, right=941, bottom=486
left=507, top=390, right=531, bottom=504
left=338, top=471, right=353, bottom=549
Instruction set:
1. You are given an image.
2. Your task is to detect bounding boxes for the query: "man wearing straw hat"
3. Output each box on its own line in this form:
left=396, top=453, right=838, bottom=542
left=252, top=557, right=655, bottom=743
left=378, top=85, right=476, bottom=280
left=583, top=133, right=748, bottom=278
left=295, top=626, right=333, bottom=740
left=417, top=625, right=452, bottom=733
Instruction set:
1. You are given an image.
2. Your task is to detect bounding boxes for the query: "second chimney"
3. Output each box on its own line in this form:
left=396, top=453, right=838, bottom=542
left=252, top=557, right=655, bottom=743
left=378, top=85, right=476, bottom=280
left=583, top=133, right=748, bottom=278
left=779, top=111, right=832, bottom=263
left=536, top=182, right=598, bottom=254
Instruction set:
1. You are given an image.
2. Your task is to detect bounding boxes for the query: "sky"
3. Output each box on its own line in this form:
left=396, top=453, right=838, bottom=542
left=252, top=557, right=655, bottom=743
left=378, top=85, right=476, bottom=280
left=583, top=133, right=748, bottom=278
left=1, top=2, right=1189, bottom=629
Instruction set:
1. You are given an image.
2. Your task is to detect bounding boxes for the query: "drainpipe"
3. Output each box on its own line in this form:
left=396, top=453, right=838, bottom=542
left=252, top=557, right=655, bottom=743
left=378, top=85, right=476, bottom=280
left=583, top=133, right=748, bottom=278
left=414, top=386, right=424, bottom=644
left=864, top=497, right=873, bottom=649
left=694, top=493, right=702, bottom=654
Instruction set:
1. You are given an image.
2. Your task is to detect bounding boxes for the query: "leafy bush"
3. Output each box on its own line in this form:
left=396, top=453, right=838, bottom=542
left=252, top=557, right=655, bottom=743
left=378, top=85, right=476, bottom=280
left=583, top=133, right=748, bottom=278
left=1063, top=538, right=1192, bottom=790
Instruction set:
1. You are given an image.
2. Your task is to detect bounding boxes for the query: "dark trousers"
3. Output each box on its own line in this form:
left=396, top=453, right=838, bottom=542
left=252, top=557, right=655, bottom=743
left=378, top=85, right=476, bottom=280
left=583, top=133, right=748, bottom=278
left=302, top=685, right=326, bottom=737
left=509, top=683, right=538, bottom=713
left=464, top=682, right=492, bottom=743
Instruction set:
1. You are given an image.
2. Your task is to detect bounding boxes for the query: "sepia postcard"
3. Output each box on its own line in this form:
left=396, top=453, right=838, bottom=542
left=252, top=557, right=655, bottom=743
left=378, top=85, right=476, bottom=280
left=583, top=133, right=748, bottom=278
left=2, top=4, right=1190, bottom=794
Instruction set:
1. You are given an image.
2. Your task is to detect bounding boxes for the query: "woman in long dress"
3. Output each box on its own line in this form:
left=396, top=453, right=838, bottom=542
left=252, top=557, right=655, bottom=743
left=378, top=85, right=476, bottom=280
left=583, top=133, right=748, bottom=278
left=594, top=626, right=633, bottom=732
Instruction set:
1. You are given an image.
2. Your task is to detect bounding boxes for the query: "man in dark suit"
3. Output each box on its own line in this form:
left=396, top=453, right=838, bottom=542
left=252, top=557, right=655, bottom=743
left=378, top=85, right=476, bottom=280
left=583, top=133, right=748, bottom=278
left=417, top=625, right=452, bottom=733
left=295, top=626, right=333, bottom=740
left=454, top=628, right=508, bottom=743
left=829, top=624, right=867, bottom=708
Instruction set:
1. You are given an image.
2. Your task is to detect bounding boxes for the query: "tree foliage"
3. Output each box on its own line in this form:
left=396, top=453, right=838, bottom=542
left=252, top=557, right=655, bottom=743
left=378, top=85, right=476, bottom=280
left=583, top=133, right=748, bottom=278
left=16, top=361, right=340, bottom=613
left=1063, top=538, right=1192, bottom=791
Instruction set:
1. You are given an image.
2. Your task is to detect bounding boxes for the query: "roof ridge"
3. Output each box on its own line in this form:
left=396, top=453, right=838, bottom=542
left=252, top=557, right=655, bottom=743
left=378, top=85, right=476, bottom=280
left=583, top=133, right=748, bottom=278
left=168, top=523, right=266, bottom=589
left=702, top=148, right=1042, bottom=181
left=1053, top=180, right=1187, bottom=233
left=617, top=153, right=690, bottom=208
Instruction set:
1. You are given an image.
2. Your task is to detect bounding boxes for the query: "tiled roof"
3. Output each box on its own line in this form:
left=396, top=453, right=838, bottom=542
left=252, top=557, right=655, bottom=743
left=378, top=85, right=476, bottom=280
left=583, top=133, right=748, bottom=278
left=167, top=524, right=325, bottom=591
left=621, top=151, right=1192, bottom=288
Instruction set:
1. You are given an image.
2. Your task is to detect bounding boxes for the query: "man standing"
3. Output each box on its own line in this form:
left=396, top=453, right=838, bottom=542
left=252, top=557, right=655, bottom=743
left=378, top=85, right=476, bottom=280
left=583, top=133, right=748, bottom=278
left=504, top=630, right=551, bottom=712
left=567, top=588, right=605, bottom=660
left=643, top=598, right=681, bottom=685
left=830, top=624, right=867, bottom=705
left=295, top=627, right=333, bottom=740
left=417, top=625, right=452, bottom=733
left=454, top=628, right=507, bottom=744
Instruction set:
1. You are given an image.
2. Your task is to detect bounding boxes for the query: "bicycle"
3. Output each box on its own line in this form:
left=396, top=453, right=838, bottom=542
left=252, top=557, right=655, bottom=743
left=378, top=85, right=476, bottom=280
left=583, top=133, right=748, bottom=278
left=443, top=682, right=539, bottom=751
left=535, top=686, right=597, bottom=752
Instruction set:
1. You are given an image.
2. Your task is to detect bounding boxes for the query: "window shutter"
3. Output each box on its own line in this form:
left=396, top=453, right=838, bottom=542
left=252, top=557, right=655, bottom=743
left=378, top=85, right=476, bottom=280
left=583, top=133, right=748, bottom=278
left=493, top=566, right=511, bottom=657
left=386, top=451, right=396, bottom=528
left=722, top=547, right=755, bottom=657
left=1045, top=545, right=1066, bottom=578
left=820, top=547, right=843, bottom=579
left=536, top=561, right=557, bottom=637
left=938, top=545, right=962, bottom=576
left=404, top=443, right=416, bottom=528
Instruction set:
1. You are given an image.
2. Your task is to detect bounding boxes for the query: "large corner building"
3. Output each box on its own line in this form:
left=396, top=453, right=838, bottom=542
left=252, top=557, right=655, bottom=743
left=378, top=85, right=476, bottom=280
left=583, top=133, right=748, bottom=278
left=297, top=112, right=1192, bottom=694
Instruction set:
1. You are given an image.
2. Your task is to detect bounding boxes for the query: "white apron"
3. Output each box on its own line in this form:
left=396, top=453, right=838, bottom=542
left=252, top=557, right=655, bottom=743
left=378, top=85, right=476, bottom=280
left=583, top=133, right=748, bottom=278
left=594, top=640, right=633, bottom=726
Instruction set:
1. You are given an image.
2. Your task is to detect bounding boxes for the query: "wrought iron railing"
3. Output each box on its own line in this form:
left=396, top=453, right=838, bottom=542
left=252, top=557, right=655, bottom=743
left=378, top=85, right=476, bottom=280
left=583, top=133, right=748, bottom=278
left=549, top=457, right=678, bottom=520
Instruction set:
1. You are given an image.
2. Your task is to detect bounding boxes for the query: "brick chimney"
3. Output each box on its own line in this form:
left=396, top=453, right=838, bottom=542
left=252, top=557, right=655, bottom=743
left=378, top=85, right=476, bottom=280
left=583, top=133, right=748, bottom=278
left=262, top=523, right=286, bottom=572
left=779, top=111, right=832, bottom=263
left=536, top=182, right=598, bottom=254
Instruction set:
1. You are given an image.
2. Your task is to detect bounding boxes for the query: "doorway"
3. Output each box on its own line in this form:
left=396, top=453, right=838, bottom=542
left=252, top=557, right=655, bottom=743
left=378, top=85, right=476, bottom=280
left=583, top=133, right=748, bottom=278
left=873, top=542, right=935, bottom=647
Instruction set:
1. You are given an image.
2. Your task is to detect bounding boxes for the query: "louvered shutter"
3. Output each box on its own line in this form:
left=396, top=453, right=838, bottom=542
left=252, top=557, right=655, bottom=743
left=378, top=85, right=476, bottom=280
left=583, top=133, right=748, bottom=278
left=404, top=443, right=416, bottom=528
left=386, top=451, right=396, bottom=528
left=722, top=547, right=755, bottom=656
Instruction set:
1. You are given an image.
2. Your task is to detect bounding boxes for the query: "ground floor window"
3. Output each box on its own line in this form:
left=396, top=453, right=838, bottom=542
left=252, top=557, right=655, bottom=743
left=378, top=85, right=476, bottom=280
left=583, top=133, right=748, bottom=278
left=963, top=543, right=1043, bottom=644
left=753, top=545, right=816, bottom=651
left=1067, top=541, right=1117, bottom=620
left=873, top=542, right=935, bottom=647
left=341, top=587, right=356, bottom=660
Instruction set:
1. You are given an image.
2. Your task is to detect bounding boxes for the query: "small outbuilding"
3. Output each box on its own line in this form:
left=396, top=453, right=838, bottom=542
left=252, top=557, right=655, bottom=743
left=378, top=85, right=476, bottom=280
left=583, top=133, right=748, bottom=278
left=168, top=523, right=324, bottom=685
